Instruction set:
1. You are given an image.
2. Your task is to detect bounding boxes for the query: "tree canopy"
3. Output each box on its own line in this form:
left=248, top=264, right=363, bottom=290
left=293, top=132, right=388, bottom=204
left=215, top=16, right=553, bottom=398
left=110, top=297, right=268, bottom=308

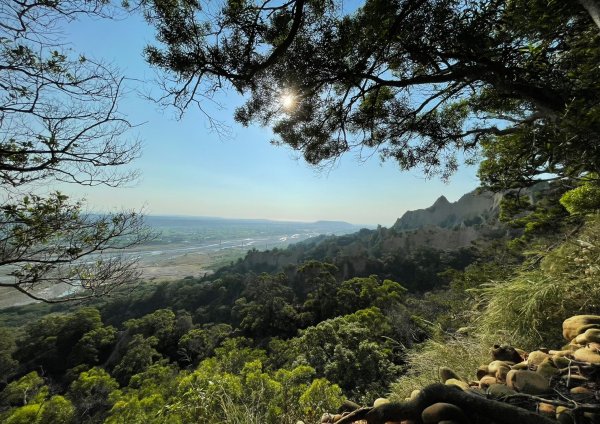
left=0, top=0, right=149, bottom=302
left=145, top=0, right=600, bottom=188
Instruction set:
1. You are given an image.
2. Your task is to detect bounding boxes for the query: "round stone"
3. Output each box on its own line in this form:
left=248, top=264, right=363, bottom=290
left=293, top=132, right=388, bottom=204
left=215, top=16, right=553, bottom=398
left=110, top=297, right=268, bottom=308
left=563, top=315, right=600, bottom=341
left=445, top=378, right=470, bottom=391
left=573, top=347, right=600, bottom=364
left=421, top=403, right=466, bottom=424
left=439, top=367, right=463, bottom=383
left=479, top=375, right=497, bottom=389
left=506, top=370, right=552, bottom=394
left=373, top=398, right=390, bottom=408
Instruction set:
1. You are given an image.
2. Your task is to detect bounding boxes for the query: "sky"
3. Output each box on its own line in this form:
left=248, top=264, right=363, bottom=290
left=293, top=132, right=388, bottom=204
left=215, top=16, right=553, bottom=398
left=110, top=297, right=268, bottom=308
left=58, top=9, right=481, bottom=227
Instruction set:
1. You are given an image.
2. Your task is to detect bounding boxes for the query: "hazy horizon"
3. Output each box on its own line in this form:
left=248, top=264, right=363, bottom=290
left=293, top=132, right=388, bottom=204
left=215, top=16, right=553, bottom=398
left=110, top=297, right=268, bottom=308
left=144, top=214, right=372, bottom=226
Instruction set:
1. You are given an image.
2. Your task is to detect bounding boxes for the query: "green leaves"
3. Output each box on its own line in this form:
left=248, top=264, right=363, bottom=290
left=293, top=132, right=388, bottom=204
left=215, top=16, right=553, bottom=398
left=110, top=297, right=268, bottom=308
left=560, top=177, right=600, bottom=215
left=1, top=372, right=46, bottom=407
left=297, top=307, right=402, bottom=400
left=112, top=335, right=164, bottom=385
left=336, top=275, right=406, bottom=314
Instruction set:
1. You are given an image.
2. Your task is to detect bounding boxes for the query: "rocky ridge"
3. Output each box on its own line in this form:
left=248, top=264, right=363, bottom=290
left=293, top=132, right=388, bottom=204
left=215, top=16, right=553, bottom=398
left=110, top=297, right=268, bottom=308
left=393, top=184, right=549, bottom=231
left=393, top=191, right=502, bottom=231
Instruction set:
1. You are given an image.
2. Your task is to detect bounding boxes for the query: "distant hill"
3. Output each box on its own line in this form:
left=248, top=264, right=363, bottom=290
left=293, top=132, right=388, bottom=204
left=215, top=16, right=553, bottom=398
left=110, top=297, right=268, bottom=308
left=393, top=184, right=550, bottom=231
left=145, top=215, right=366, bottom=233
left=215, top=184, right=557, bottom=289
left=393, top=190, right=503, bottom=230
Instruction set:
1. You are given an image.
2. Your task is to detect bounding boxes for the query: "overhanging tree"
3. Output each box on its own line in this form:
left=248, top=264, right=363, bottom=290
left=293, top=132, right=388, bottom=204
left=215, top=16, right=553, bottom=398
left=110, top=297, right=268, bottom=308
left=0, top=0, right=150, bottom=302
left=144, top=0, right=600, bottom=188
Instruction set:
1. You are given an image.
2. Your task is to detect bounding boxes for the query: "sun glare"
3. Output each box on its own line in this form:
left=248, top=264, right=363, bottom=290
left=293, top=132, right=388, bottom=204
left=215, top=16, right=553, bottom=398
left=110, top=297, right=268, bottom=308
left=280, top=91, right=296, bottom=110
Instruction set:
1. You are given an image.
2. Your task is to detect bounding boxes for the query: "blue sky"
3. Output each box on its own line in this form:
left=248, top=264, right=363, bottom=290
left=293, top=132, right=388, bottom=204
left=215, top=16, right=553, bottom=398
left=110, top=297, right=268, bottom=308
left=59, top=10, right=480, bottom=226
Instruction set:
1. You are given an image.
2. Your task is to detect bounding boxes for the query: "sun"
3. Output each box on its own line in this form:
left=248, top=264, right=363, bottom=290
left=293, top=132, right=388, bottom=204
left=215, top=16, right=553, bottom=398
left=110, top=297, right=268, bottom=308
left=280, top=90, right=296, bottom=110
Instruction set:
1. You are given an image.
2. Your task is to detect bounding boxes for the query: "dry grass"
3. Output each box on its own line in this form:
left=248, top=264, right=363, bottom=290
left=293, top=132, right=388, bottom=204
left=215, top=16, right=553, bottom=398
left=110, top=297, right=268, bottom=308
left=388, top=335, right=489, bottom=400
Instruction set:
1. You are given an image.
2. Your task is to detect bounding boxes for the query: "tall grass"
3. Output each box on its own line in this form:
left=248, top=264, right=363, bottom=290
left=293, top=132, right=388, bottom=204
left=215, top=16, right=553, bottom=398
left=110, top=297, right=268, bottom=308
left=388, top=335, right=489, bottom=400
left=476, top=216, right=600, bottom=350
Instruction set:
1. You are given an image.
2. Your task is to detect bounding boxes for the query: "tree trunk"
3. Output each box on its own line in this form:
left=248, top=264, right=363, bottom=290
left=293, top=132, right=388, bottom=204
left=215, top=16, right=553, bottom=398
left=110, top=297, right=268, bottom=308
left=335, top=384, right=557, bottom=424
left=579, top=0, right=600, bottom=31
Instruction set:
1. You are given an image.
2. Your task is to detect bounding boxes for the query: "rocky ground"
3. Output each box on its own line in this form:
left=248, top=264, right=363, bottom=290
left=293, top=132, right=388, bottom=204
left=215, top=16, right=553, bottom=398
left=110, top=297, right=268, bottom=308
left=318, top=315, right=600, bottom=424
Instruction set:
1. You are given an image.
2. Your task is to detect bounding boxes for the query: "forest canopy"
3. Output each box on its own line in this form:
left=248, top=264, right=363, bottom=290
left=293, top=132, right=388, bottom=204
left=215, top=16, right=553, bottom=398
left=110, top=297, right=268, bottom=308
left=144, top=0, right=600, bottom=188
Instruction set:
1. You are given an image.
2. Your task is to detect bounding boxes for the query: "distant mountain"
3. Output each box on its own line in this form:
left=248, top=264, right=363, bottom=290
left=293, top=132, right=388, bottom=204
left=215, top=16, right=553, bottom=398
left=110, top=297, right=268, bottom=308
left=145, top=215, right=364, bottom=232
left=207, top=184, right=558, bottom=292
left=393, top=184, right=549, bottom=231
left=393, top=190, right=503, bottom=230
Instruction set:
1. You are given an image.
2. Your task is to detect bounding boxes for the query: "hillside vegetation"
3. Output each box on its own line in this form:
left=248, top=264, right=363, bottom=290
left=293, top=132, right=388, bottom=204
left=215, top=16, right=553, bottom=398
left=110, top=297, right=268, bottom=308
left=2, top=181, right=600, bottom=423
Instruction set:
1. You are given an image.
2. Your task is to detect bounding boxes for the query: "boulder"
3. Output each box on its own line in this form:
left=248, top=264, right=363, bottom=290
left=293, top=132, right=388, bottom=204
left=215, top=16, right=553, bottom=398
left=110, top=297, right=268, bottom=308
left=445, top=378, right=470, bottom=391
left=439, top=367, right=463, bottom=383
left=527, top=350, right=551, bottom=367
left=421, top=403, right=467, bottom=424
left=491, top=345, right=523, bottom=362
left=506, top=370, right=552, bottom=395
left=562, top=315, right=600, bottom=341
left=573, top=347, right=600, bottom=364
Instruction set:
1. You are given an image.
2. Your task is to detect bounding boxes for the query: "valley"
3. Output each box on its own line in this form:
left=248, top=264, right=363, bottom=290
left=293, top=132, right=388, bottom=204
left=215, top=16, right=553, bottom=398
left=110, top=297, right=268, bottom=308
left=0, top=216, right=366, bottom=308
